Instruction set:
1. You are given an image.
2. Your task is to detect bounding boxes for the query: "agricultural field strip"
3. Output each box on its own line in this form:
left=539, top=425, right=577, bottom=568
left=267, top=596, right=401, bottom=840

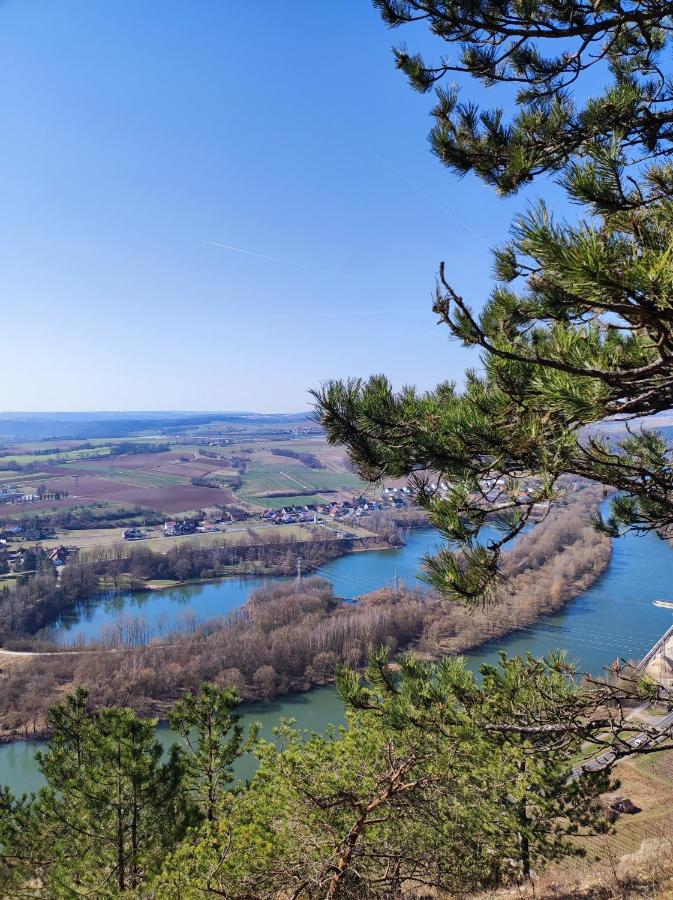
left=238, top=493, right=329, bottom=509
left=19, top=469, right=189, bottom=490
left=0, top=448, right=112, bottom=465
left=279, top=470, right=310, bottom=490
left=0, top=471, right=51, bottom=485
left=100, top=471, right=189, bottom=488
left=240, top=459, right=366, bottom=498
left=21, top=456, right=223, bottom=489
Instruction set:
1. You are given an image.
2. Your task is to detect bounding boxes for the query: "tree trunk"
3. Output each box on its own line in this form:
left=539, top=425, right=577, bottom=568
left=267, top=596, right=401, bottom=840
left=517, top=759, right=531, bottom=879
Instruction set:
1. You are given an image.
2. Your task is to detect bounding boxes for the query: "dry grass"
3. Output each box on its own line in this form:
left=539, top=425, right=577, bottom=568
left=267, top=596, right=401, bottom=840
left=481, top=749, right=673, bottom=899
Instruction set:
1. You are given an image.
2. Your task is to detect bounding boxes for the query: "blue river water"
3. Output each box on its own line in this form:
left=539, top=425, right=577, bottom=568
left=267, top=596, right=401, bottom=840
left=2, top=521, right=673, bottom=794
left=55, top=527, right=456, bottom=643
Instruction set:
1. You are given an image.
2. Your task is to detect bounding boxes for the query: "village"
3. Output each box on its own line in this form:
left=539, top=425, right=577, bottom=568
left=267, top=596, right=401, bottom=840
left=132, top=491, right=412, bottom=540
left=0, top=488, right=414, bottom=580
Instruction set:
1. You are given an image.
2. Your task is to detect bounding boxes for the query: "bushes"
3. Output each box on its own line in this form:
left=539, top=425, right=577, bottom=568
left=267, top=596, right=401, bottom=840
left=0, top=484, right=612, bottom=738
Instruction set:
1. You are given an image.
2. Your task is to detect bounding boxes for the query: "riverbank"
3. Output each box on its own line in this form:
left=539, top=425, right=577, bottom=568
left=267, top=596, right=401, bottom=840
left=0, top=528, right=400, bottom=650
left=429, top=513, right=613, bottom=657
left=0, top=486, right=615, bottom=743
left=97, top=534, right=396, bottom=595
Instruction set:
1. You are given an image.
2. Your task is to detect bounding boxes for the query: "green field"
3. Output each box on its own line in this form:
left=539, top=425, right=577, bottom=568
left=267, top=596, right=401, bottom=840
left=140, top=523, right=311, bottom=553
left=208, top=467, right=240, bottom=478
left=0, top=446, right=112, bottom=465
left=251, top=493, right=327, bottom=509
left=237, top=458, right=365, bottom=507
left=103, top=470, right=188, bottom=488
left=57, top=462, right=189, bottom=488
left=0, top=499, right=134, bottom=521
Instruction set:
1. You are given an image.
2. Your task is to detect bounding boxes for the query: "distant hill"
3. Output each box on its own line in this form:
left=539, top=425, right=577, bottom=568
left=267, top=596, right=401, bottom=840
left=0, top=411, right=312, bottom=441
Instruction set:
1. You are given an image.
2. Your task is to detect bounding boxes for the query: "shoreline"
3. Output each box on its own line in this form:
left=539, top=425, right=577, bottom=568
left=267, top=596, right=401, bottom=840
left=0, top=525, right=614, bottom=747
left=0, top=532, right=399, bottom=655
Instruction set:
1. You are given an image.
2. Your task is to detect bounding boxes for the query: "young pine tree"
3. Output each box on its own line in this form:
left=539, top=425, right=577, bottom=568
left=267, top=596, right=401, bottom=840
left=169, top=682, right=258, bottom=821
left=2, top=690, right=195, bottom=897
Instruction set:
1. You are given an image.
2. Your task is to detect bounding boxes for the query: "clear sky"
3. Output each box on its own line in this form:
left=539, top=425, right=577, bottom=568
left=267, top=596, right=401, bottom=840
left=1, top=0, right=572, bottom=413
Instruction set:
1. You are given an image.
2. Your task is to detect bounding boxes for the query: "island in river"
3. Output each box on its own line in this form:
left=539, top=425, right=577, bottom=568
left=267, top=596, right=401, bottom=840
left=1, top=506, right=673, bottom=795
left=0, top=487, right=616, bottom=741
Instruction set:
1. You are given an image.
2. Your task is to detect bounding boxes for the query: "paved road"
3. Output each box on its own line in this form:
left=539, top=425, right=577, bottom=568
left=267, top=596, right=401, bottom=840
left=574, top=710, right=673, bottom=776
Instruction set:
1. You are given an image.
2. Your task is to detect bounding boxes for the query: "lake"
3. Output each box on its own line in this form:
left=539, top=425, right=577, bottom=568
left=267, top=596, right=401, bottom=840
left=55, top=527, right=454, bottom=642
left=2, top=521, right=673, bottom=795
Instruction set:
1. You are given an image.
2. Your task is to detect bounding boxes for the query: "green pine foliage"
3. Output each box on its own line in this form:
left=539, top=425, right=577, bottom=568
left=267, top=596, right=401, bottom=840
left=0, top=689, right=195, bottom=896
left=374, top=0, right=673, bottom=193
left=1, top=655, right=645, bottom=897
left=169, top=683, right=259, bottom=822
left=313, top=0, right=673, bottom=604
left=149, top=649, right=629, bottom=896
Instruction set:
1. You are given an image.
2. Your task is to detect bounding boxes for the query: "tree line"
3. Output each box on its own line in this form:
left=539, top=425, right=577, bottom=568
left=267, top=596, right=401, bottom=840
left=0, top=529, right=374, bottom=643
left=0, top=485, right=610, bottom=738
left=269, top=447, right=326, bottom=468
left=2, top=657, right=670, bottom=898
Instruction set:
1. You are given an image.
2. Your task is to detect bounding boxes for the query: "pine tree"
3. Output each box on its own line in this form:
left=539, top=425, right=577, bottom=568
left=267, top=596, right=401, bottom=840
left=373, top=0, right=673, bottom=194
left=2, top=690, right=196, bottom=896
left=169, top=682, right=258, bottom=821
left=153, top=651, right=628, bottom=897
left=340, top=650, right=619, bottom=877
left=314, top=0, right=673, bottom=603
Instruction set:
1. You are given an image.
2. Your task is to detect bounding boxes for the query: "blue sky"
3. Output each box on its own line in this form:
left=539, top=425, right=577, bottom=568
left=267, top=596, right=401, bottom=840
left=1, top=1, right=572, bottom=412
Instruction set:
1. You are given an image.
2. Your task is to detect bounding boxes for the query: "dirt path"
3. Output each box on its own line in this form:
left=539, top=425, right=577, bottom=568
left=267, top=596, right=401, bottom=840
left=0, top=642, right=176, bottom=661
left=0, top=647, right=91, bottom=658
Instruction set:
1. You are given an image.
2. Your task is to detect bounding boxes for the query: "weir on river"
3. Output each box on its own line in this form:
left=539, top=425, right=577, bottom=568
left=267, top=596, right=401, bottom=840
left=2, top=521, right=673, bottom=794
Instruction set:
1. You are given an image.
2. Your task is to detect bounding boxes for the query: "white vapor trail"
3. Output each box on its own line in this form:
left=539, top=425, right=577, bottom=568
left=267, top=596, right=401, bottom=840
left=203, top=240, right=325, bottom=272
left=373, top=154, right=491, bottom=248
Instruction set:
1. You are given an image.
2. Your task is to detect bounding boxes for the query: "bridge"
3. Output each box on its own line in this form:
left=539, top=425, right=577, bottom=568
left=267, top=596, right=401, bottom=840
left=638, top=621, right=673, bottom=687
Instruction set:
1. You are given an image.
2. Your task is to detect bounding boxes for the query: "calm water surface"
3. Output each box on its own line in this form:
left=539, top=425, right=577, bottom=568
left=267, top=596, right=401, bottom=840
left=3, top=521, right=673, bottom=795
left=56, top=527, right=455, bottom=642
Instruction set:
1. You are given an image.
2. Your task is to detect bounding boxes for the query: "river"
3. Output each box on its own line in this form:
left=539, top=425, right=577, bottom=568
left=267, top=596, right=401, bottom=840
left=55, top=528, right=458, bottom=642
left=2, top=522, right=673, bottom=794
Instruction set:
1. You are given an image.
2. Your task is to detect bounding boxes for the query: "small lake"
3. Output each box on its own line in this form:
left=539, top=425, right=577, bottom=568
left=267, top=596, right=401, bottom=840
left=55, top=527, right=457, bottom=643
left=3, top=520, right=673, bottom=795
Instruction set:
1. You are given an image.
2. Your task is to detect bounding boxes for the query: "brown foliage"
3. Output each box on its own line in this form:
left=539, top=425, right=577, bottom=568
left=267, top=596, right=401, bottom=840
left=0, top=486, right=611, bottom=739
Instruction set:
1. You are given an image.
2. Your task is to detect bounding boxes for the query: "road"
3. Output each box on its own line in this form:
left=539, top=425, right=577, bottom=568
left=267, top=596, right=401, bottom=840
left=574, top=710, right=673, bottom=777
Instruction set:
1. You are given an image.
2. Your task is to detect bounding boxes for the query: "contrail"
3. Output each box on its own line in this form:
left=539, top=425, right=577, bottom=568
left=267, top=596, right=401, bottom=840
left=203, top=240, right=326, bottom=272
left=373, top=154, right=491, bottom=248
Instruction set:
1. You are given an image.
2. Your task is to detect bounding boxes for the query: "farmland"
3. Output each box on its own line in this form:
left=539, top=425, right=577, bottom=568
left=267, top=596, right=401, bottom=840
left=235, top=441, right=368, bottom=508
left=0, top=432, right=383, bottom=556
left=0, top=446, right=240, bottom=516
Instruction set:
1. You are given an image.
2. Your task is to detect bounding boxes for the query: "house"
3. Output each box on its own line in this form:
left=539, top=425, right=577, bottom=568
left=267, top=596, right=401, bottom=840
left=170, top=520, right=197, bottom=536
left=49, top=546, right=69, bottom=566
left=609, top=797, right=641, bottom=815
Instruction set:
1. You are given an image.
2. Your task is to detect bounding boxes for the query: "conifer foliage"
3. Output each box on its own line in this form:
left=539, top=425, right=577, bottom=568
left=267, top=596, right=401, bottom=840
left=314, top=0, right=673, bottom=603
left=2, top=658, right=670, bottom=896
left=0, top=686, right=251, bottom=897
